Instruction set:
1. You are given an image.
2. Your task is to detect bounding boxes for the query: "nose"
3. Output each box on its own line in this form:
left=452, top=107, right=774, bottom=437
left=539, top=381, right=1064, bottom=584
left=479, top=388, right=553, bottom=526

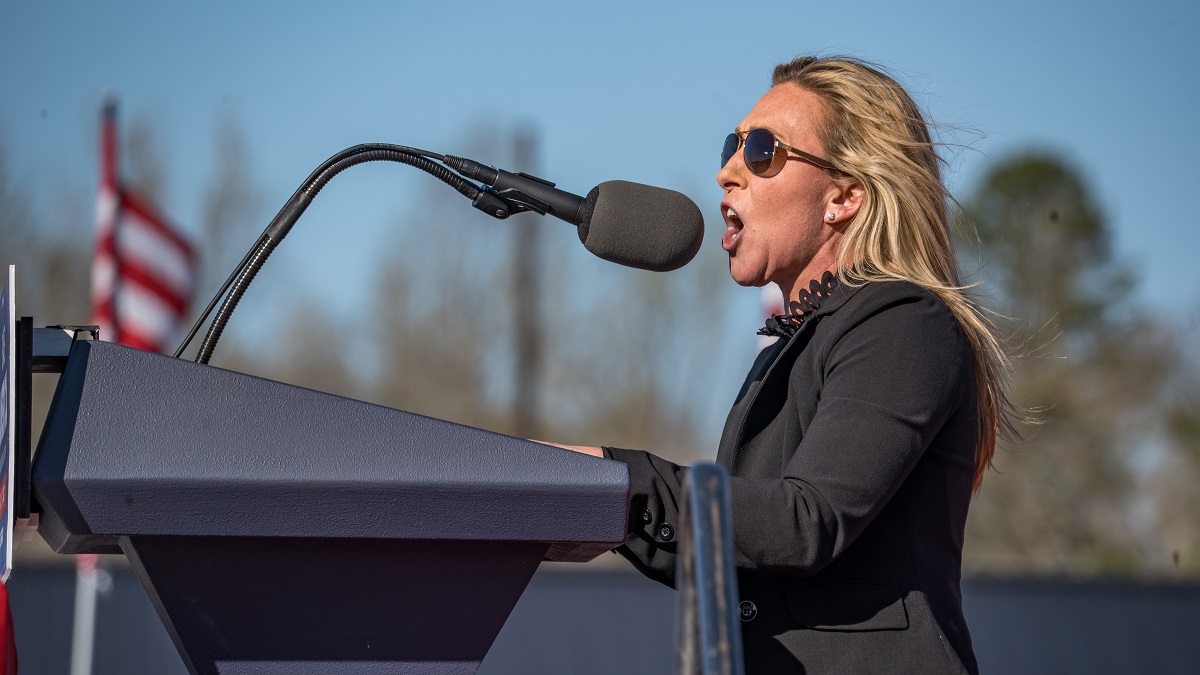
left=717, top=145, right=747, bottom=191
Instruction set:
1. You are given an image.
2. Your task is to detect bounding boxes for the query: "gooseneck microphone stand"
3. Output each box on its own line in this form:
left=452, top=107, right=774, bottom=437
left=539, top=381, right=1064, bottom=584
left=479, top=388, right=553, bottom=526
left=174, top=143, right=551, bottom=364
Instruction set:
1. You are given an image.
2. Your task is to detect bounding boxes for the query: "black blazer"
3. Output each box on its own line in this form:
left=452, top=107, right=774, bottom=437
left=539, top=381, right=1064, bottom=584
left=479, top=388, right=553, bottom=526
left=607, top=280, right=979, bottom=674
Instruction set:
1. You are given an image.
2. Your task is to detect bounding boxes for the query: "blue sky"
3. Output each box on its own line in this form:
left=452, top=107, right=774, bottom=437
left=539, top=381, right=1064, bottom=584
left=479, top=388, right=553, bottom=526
left=3, top=0, right=1199, bottom=364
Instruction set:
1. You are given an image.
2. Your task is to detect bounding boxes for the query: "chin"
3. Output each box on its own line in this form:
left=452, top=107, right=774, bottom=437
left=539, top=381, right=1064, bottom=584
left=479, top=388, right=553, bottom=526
left=727, top=261, right=767, bottom=288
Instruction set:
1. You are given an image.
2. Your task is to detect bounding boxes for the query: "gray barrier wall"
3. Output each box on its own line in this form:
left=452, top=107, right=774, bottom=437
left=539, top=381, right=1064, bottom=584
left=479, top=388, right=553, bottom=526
left=9, top=564, right=1200, bottom=675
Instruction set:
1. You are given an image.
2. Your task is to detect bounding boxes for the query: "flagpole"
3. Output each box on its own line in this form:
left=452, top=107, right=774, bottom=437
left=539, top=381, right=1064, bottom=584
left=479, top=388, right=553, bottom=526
left=69, top=554, right=99, bottom=675
left=103, top=98, right=123, bottom=344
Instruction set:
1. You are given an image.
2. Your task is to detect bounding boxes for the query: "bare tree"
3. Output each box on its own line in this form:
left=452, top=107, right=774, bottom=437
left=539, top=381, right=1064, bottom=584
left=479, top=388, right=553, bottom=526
left=198, top=112, right=263, bottom=298
left=122, top=110, right=169, bottom=206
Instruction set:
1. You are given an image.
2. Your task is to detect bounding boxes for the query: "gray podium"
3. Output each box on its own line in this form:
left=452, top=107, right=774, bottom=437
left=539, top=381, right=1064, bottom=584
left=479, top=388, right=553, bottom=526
left=31, top=341, right=630, bottom=675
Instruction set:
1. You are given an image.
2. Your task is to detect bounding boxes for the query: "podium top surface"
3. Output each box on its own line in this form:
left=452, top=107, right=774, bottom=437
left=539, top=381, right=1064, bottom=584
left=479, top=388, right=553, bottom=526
left=32, top=341, right=629, bottom=546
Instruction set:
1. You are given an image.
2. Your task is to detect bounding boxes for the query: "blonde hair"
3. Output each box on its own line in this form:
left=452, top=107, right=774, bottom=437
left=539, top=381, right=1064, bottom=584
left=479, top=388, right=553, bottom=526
left=772, top=55, right=1016, bottom=492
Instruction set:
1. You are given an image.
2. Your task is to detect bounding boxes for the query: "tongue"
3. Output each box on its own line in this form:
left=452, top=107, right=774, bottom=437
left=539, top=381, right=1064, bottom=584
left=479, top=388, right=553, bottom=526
left=722, top=225, right=739, bottom=251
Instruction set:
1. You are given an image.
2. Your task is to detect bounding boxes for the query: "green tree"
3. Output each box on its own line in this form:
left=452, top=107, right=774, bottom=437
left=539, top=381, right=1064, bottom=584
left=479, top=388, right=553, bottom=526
left=1148, top=359, right=1200, bottom=574
left=960, top=152, right=1187, bottom=576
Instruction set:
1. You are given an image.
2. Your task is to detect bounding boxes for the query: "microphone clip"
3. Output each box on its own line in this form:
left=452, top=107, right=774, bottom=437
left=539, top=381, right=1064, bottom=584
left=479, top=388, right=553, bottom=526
left=470, top=184, right=551, bottom=220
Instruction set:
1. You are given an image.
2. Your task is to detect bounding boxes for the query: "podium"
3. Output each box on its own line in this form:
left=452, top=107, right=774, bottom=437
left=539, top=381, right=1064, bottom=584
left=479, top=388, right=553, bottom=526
left=31, top=341, right=630, bottom=675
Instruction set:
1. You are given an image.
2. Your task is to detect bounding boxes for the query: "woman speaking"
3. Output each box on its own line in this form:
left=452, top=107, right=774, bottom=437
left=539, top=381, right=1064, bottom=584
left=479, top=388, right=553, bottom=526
left=551, top=55, right=1015, bottom=674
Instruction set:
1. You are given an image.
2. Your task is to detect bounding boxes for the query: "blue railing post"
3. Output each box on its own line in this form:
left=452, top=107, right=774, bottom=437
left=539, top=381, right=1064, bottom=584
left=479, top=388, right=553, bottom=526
left=675, top=462, right=744, bottom=675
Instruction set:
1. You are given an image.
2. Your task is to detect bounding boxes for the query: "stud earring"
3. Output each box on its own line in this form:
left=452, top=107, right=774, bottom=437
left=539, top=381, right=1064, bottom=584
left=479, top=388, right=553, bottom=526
left=826, top=212, right=836, bottom=221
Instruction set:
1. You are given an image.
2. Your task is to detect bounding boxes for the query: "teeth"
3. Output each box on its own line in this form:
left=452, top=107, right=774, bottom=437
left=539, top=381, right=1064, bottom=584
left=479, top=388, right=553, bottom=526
left=726, top=206, right=739, bottom=220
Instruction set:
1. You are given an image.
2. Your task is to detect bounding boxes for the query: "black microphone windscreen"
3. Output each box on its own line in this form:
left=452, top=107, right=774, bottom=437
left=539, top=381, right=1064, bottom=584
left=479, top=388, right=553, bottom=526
left=577, top=181, right=704, bottom=272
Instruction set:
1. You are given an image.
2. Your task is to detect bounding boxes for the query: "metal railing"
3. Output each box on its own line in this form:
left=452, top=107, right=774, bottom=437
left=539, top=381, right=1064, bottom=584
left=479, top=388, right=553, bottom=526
left=674, top=462, right=744, bottom=675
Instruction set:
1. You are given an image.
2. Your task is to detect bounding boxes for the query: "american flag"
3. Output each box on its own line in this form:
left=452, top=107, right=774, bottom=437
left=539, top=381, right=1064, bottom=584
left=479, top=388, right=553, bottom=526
left=91, top=99, right=196, bottom=352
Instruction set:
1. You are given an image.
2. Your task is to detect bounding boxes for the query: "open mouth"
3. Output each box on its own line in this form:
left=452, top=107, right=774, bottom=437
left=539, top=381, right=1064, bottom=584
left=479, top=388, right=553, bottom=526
left=721, top=205, right=743, bottom=252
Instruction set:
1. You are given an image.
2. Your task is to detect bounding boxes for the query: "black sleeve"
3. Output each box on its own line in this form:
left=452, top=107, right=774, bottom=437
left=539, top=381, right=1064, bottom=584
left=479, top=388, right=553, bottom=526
left=603, top=445, right=688, bottom=588
left=604, top=290, right=971, bottom=583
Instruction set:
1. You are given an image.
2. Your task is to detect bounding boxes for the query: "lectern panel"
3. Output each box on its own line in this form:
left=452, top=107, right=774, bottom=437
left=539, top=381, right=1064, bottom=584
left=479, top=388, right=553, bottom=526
left=33, top=340, right=629, bottom=550
left=31, top=340, right=632, bottom=674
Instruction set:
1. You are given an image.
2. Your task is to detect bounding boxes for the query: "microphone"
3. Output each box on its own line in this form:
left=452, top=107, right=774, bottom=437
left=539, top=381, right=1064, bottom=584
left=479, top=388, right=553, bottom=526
left=181, top=143, right=706, bottom=363
left=444, top=156, right=704, bottom=272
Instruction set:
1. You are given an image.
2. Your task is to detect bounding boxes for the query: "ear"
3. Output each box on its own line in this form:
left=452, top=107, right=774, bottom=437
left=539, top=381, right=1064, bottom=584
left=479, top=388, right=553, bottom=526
left=825, top=180, right=864, bottom=224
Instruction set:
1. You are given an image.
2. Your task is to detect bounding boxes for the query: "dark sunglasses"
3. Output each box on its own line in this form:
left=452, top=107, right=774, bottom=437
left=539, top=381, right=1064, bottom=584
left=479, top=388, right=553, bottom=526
left=721, top=128, right=837, bottom=176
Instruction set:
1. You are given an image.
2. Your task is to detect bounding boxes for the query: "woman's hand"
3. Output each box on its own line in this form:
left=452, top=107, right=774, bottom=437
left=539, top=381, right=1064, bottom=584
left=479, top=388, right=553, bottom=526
left=530, top=440, right=605, bottom=458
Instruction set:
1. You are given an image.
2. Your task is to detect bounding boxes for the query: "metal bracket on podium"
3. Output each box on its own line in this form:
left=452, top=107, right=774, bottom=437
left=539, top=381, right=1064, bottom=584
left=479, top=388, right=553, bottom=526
left=12, top=324, right=96, bottom=528
left=30, top=325, right=99, bottom=373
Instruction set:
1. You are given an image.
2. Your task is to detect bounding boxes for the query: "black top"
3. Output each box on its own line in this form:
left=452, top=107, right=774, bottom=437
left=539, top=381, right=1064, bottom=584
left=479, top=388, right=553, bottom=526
left=606, top=279, right=979, bottom=674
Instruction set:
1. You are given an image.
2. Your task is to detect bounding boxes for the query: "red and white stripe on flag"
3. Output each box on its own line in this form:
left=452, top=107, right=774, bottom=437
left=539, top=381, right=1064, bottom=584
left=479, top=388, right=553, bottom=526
left=91, top=100, right=196, bottom=353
